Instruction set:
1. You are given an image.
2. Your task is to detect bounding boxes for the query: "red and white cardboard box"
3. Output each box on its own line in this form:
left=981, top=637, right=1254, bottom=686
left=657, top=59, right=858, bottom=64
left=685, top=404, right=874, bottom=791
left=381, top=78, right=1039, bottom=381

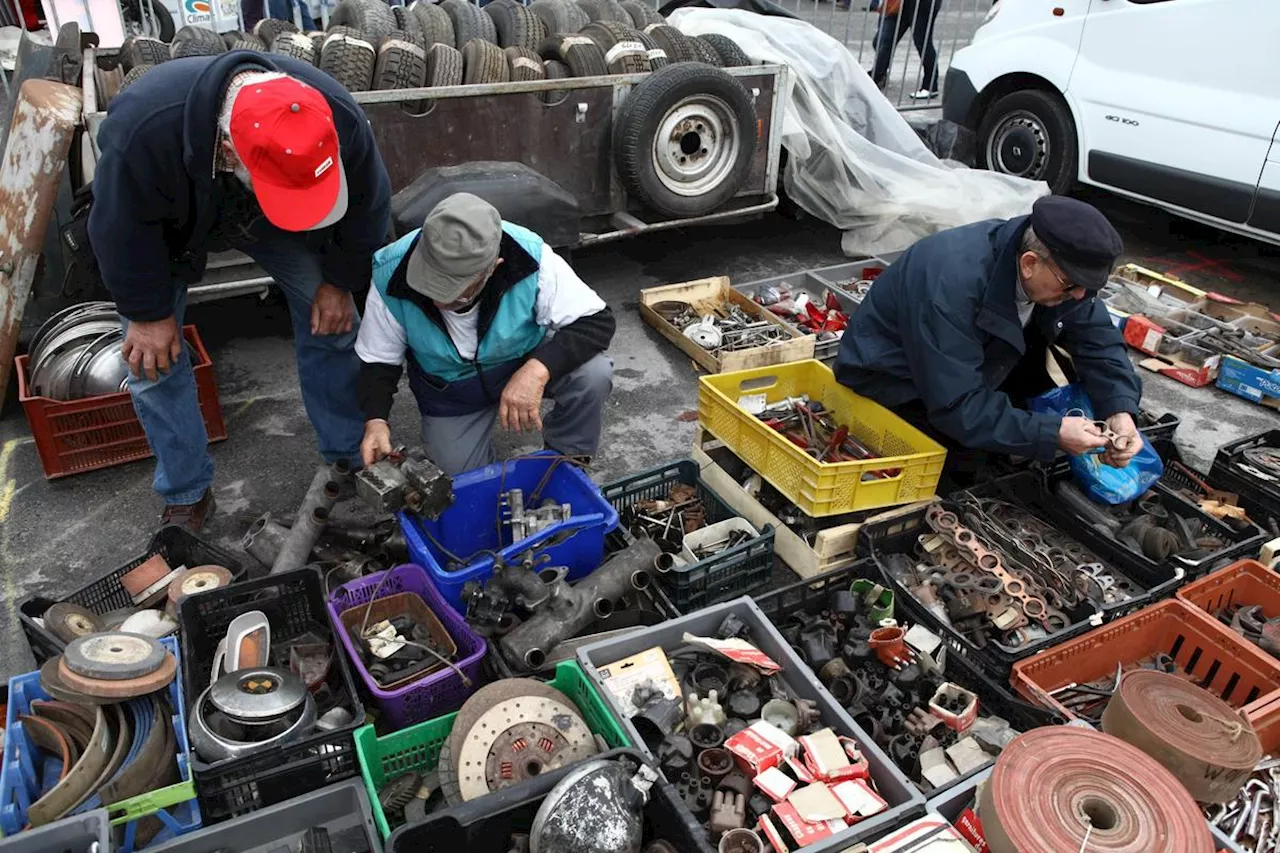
left=758, top=814, right=789, bottom=853
left=726, top=720, right=798, bottom=774
left=954, top=808, right=990, bottom=853
left=773, top=801, right=850, bottom=848
left=870, top=815, right=975, bottom=852
left=755, top=767, right=797, bottom=802
left=681, top=633, right=782, bottom=674
left=831, top=779, right=888, bottom=822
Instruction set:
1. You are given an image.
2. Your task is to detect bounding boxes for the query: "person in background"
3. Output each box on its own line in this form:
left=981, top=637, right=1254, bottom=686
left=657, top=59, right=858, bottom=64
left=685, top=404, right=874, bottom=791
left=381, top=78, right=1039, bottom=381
left=869, top=0, right=943, bottom=101
left=356, top=193, right=616, bottom=476
left=241, top=0, right=316, bottom=35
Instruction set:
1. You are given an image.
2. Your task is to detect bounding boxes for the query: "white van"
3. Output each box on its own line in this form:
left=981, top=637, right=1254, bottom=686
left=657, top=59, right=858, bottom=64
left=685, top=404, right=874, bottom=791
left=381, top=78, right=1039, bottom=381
left=942, top=0, right=1280, bottom=245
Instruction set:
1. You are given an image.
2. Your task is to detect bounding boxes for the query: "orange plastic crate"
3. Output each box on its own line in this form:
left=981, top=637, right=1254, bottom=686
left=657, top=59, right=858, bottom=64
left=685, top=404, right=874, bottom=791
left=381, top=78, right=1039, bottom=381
left=1011, top=599, right=1280, bottom=722
left=1177, top=559, right=1280, bottom=627
left=16, top=325, right=227, bottom=479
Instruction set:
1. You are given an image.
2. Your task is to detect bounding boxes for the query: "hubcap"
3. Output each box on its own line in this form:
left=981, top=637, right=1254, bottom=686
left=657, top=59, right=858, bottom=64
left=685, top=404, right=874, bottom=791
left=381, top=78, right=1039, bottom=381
left=987, top=110, right=1050, bottom=180
left=651, top=95, right=741, bottom=197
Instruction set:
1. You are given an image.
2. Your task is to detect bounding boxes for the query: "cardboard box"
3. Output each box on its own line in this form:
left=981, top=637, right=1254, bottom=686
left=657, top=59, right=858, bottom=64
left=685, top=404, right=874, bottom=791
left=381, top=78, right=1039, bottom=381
left=1125, top=315, right=1221, bottom=386
left=773, top=801, right=849, bottom=848
left=870, top=815, right=975, bottom=852
left=1216, top=356, right=1280, bottom=410
left=726, top=720, right=799, bottom=775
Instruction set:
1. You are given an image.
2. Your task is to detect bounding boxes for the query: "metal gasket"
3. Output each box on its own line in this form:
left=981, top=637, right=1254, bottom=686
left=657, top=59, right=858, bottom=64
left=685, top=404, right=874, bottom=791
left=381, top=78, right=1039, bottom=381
left=981, top=727, right=1213, bottom=853
left=27, top=704, right=111, bottom=827
left=1101, top=670, right=1261, bottom=804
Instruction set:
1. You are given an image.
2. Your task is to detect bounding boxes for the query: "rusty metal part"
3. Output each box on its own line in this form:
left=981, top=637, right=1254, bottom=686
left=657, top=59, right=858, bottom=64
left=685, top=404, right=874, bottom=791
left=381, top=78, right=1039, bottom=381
left=43, top=602, right=103, bottom=644
left=39, top=656, right=103, bottom=705
left=980, top=727, right=1213, bottom=853
left=56, top=650, right=176, bottom=700
left=28, top=704, right=110, bottom=826
left=440, top=678, right=600, bottom=804
left=30, top=700, right=95, bottom=749
left=272, top=465, right=345, bottom=575
left=0, top=78, right=83, bottom=402
left=1101, top=670, right=1261, bottom=804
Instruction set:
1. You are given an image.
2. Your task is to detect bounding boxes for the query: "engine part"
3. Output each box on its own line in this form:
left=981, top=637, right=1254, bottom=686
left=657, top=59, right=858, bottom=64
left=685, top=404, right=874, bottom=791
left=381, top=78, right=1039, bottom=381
left=242, top=513, right=291, bottom=567
left=439, top=678, right=600, bottom=804
left=657, top=733, right=694, bottom=777
left=1101, top=670, right=1261, bottom=804
left=379, top=771, right=422, bottom=815
left=504, top=488, right=573, bottom=541
left=980, top=727, right=1213, bottom=853
left=272, top=465, right=341, bottom=575
left=686, top=690, right=726, bottom=727
left=190, top=680, right=317, bottom=763
left=760, top=699, right=798, bottom=737
left=43, top=602, right=103, bottom=644
left=498, top=537, right=661, bottom=672
left=689, top=722, right=725, bottom=752
left=719, top=771, right=753, bottom=799
left=633, top=694, right=684, bottom=743
left=798, top=619, right=837, bottom=670
left=793, top=698, right=821, bottom=735
left=697, top=746, right=733, bottom=787
left=692, top=662, right=729, bottom=695
left=64, top=632, right=166, bottom=680
left=719, top=829, right=763, bottom=853
left=357, top=447, right=454, bottom=518
left=726, top=690, right=761, bottom=719
left=710, top=789, right=746, bottom=835
left=208, top=667, right=308, bottom=723
left=528, top=758, right=657, bottom=853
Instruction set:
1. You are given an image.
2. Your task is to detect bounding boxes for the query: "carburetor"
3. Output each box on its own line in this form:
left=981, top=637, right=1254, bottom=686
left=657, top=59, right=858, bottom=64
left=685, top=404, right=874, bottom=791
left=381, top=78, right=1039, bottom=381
left=356, top=447, right=454, bottom=518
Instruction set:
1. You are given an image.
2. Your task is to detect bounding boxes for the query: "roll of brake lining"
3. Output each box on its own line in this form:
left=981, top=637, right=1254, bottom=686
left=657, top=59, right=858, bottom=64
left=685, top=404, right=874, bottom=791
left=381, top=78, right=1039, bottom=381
left=1102, top=669, right=1261, bottom=804
left=980, top=726, right=1213, bottom=853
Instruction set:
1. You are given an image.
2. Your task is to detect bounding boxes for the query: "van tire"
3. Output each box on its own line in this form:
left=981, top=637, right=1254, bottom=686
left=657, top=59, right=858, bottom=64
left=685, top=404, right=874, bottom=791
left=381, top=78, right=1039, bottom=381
left=538, top=33, right=607, bottom=78
left=441, top=0, right=497, bottom=50
left=529, top=0, right=588, bottom=36
left=486, top=0, right=544, bottom=51
left=328, top=0, right=396, bottom=47
left=426, top=42, right=464, bottom=86
left=319, top=32, right=377, bottom=91
left=253, top=17, right=298, bottom=46
left=462, top=38, right=509, bottom=84
left=375, top=38, right=428, bottom=89
left=505, top=46, right=546, bottom=81
left=700, top=33, right=749, bottom=67
left=272, top=32, right=318, bottom=64
left=411, top=1, right=456, bottom=48
left=978, top=88, right=1077, bottom=196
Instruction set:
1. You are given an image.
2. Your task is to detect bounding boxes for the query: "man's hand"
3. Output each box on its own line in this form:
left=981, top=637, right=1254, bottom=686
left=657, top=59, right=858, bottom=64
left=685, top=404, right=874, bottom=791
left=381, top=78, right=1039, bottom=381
left=361, top=419, right=393, bottom=467
left=122, top=316, right=182, bottom=382
left=311, top=283, right=355, bottom=335
left=1057, top=416, right=1109, bottom=456
left=1102, top=412, right=1141, bottom=468
left=499, top=359, right=550, bottom=433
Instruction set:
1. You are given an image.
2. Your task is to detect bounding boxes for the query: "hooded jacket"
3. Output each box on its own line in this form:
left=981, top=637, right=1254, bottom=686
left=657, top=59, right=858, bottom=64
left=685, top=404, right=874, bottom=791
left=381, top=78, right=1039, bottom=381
left=88, top=51, right=391, bottom=321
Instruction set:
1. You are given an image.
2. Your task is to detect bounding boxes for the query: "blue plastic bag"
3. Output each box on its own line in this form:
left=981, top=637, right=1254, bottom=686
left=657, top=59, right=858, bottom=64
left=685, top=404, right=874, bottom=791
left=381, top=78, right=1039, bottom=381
left=1028, top=384, right=1164, bottom=505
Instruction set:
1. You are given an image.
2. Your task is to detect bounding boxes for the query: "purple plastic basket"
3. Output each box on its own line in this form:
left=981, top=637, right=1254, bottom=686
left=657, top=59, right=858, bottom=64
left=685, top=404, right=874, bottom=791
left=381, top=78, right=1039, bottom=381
left=327, top=564, right=487, bottom=728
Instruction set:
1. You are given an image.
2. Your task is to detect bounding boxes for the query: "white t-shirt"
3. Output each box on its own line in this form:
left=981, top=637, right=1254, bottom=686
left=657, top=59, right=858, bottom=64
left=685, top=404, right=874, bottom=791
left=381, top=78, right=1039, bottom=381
left=356, top=241, right=607, bottom=364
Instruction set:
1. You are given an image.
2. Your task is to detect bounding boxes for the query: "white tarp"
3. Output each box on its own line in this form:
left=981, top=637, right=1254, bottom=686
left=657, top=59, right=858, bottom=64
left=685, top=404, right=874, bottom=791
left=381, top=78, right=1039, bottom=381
left=669, top=8, right=1049, bottom=257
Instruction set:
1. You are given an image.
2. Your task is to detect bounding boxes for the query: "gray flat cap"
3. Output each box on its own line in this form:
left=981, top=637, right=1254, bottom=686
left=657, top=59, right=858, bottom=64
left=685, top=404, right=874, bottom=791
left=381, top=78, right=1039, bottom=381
left=405, top=193, right=502, bottom=303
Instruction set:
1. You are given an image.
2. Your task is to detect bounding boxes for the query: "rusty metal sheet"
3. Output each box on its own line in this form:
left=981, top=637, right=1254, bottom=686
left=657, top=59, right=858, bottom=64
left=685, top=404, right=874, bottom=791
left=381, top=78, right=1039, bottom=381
left=364, top=85, right=616, bottom=215
left=0, top=78, right=83, bottom=402
left=736, top=72, right=777, bottom=200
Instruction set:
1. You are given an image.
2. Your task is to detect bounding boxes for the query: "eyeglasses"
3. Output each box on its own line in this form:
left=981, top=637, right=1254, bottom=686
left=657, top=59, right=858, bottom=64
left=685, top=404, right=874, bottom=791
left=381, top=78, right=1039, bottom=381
left=1041, top=256, right=1084, bottom=295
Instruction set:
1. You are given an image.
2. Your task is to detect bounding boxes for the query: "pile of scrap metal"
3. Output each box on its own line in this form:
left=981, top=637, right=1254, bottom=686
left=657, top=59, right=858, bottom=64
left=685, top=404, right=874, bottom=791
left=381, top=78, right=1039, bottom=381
left=24, top=633, right=181, bottom=845
left=620, top=483, right=763, bottom=573
left=651, top=300, right=793, bottom=354
left=338, top=579, right=462, bottom=690
left=189, top=609, right=354, bottom=763
left=744, top=394, right=895, bottom=470
left=753, top=285, right=849, bottom=342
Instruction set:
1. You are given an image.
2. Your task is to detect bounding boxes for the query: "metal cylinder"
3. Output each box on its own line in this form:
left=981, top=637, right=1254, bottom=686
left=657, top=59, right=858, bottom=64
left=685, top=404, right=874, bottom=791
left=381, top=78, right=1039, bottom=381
left=271, top=491, right=336, bottom=574
left=241, top=513, right=291, bottom=567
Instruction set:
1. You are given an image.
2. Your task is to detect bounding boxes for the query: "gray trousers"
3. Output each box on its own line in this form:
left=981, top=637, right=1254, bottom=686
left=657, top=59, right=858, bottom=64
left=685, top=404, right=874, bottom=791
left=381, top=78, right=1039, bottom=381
left=421, top=353, right=613, bottom=475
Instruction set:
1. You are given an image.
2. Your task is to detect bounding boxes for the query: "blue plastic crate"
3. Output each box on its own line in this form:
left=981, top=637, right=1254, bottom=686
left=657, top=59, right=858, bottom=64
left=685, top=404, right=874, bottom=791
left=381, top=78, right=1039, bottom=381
left=0, top=636, right=201, bottom=851
left=401, top=452, right=620, bottom=611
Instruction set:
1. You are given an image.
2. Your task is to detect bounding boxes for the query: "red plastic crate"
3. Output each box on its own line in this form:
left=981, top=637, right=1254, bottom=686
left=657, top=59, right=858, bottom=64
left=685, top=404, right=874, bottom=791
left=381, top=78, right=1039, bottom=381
left=1178, top=559, right=1280, bottom=626
left=1010, top=599, right=1280, bottom=722
left=16, top=324, right=227, bottom=479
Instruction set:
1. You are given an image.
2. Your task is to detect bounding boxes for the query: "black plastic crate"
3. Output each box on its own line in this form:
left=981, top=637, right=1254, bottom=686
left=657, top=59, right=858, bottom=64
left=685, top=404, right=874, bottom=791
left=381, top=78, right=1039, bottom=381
left=600, top=459, right=775, bottom=613
left=1212, top=429, right=1280, bottom=529
left=1137, top=409, right=1181, bottom=444
left=177, top=566, right=366, bottom=824
left=387, top=749, right=712, bottom=853
left=18, top=525, right=249, bottom=664
left=753, top=559, right=1061, bottom=795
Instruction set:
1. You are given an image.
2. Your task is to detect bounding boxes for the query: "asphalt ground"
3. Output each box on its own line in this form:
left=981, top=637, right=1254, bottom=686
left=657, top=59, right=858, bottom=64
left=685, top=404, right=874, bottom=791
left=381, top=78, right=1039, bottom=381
left=0, top=187, right=1277, bottom=681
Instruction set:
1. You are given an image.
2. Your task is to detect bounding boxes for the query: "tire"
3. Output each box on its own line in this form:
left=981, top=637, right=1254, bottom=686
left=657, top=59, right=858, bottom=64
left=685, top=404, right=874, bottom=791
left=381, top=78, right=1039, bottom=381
left=392, top=4, right=421, bottom=39
left=978, top=88, right=1078, bottom=196
left=253, top=17, right=298, bottom=45
left=579, top=23, right=648, bottom=74
left=441, top=0, right=496, bottom=49
left=220, top=30, right=261, bottom=49
left=426, top=42, right=463, bottom=85
left=319, top=32, right=378, bottom=91
left=505, top=46, right=545, bottom=81
left=613, top=61, right=756, bottom=217
left=229, top=37, right=269, bottom=52
left=700, top=33, right=749, bottom=67
left=538, top=33, right=607, bottom=77
left=578, top=19, right=629, bottom=50
left=411, top=1, right=456, bottom=47
left=124, top=0, right=174, bottom=41
left=632, top=29, right=666, bottom=70
left=576, top=0, right=628, bottom=23
left=689, top=34, right=721, bottom=67
left=375, top=37, right=428, bottom=88
left=541, top=58, right=568, bottom=103
left=485, top=0, right=544, bottom=51
left=620, top=0, right=661, bottom=28
left=329, top=0, right=396, bottom=46
left=528, top=0, right=587, bottom=37
left=171, top=37, right=224, bottom=58
left=644, top=24, right=696, bottom=63
left=308, top=30, right=326, bottom=55
left=272, top=31, right=318, bottom=64
left=461, top=37, right=509, bottom=84
left=387, top=26, right=428, bottom=50
left=172, top=24, right=224, bottom=50
left=121, top=35, right=169, bottom=71
left=325, top=23, right=364, bottom=37
left=118, top=63, right=153, bottom=92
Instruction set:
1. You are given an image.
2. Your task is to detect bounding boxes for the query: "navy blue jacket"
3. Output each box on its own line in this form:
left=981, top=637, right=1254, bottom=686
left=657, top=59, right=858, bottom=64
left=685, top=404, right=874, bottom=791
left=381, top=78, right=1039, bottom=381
left=834, top=216, right=1142, bottom=461
left=89, top=51, right=391, bottom=322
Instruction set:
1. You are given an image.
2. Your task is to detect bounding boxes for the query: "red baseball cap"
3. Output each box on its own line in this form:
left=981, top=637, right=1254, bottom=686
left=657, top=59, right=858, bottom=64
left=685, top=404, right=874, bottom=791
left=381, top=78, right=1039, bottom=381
left=229, top=75, right=348, bottom=232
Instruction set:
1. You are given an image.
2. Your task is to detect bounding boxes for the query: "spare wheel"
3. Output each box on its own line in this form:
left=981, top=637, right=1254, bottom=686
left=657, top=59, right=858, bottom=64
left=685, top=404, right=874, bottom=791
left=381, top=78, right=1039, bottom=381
left=612, top=61, right=756, bottom=219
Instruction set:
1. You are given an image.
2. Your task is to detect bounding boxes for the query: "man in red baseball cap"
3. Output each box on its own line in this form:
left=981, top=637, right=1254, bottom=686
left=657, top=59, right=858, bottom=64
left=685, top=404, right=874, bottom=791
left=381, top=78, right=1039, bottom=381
left=89, top=52, right=391, bottom=532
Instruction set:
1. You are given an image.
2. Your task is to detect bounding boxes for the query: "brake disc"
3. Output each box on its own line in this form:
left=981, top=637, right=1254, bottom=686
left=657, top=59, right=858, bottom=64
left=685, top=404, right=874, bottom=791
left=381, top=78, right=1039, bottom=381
left=440, top=679, right=600, bottom=804
left=64, top=632, right=166, bottom=680
left=44, top=602, right=105, bottom=644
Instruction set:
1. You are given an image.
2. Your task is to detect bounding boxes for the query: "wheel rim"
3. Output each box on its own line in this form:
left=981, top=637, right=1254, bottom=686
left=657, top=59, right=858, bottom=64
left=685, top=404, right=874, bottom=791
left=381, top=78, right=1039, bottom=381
left=986, top=109, right=1050, bottom=180
left=650, top=95, right=741, bottom=198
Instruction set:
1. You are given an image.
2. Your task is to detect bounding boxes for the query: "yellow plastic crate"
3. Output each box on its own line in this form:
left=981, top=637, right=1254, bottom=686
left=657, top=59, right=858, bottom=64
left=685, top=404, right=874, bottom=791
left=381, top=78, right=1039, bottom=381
left=697, top=360, right=946, bottom=516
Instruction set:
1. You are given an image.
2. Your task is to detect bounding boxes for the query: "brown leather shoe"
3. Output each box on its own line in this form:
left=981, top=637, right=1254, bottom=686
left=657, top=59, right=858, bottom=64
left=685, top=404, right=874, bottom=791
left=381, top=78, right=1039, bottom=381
left=161, top=488, right=216, bottom=533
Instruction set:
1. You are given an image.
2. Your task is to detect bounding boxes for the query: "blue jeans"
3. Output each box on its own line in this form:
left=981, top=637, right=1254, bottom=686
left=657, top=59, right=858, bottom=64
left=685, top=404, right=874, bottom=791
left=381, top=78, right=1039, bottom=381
left=125, top=234, right=363, bottom=504
left=241, top=0, right=316, bottom=34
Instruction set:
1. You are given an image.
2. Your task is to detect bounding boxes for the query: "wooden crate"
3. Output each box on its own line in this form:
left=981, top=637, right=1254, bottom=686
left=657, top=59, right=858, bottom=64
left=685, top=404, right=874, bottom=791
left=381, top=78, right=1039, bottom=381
left=691, top=430, right=929, bottom=579
left=639, top=276, right=815, bottom=374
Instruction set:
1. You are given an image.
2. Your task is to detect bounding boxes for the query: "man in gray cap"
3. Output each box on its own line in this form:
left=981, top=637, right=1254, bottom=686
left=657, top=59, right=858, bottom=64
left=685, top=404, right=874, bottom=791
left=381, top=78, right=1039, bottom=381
left=355, top=193, right=615, bottom=474
left=834, top=196, right=1143, bottom=475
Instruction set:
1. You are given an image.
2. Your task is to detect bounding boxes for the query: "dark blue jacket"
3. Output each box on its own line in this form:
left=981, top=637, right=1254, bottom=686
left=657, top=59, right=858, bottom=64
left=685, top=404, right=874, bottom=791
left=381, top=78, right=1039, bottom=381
left=834, top=216, right=1142, bottom=461
left=89, top=52, right=391, bottom=322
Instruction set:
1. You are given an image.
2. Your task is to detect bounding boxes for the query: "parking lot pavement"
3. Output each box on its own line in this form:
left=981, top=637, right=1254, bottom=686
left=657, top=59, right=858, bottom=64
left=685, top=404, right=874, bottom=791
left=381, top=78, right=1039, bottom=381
left=0, top=194, right=1276, bottom=680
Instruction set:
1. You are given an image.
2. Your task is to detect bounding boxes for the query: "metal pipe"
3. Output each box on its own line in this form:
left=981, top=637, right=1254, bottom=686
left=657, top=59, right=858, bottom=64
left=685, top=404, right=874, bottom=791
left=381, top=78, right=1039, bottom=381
left=271, top=464, right=344, bottom=574
left=241, top=513, right=291, bottom=567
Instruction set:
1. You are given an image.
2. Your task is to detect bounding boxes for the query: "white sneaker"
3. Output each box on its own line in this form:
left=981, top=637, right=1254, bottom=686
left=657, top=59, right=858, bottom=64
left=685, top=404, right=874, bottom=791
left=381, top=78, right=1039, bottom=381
left=910, top=88, right=938, bottom=100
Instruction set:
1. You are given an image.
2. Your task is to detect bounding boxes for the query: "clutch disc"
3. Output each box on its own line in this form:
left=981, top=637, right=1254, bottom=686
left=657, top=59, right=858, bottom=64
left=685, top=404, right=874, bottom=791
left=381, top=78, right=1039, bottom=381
left=439, top=679, right=599, bottom=804
left=44, top=602, right=104, bottom=644
left=64, top=632, right=166, bottom=680
left=980, top=726, right=1213, bottom=853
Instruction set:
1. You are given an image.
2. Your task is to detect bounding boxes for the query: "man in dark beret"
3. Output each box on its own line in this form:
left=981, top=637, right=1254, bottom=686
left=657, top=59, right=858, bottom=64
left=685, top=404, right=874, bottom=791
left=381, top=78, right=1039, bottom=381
left=834, top=196, right=1142, bottom=476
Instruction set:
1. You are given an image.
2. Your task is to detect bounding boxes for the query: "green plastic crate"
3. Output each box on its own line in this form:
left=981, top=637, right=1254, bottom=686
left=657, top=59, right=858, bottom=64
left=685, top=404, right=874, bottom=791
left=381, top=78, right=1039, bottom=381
left=355, top=660, right=631, bottom=839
